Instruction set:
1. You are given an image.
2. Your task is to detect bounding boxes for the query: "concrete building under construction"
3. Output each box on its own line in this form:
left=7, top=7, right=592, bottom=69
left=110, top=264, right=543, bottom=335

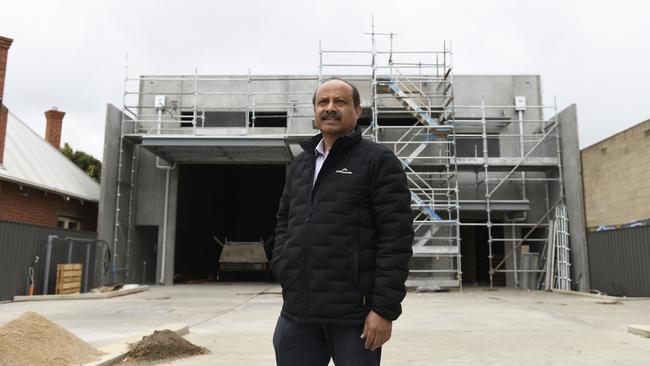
left=97, top=36, right=588, bottom=292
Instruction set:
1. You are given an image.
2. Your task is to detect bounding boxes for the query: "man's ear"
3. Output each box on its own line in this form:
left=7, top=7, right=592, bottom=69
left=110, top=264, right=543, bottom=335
left=355, top=105, right=362, bottom=119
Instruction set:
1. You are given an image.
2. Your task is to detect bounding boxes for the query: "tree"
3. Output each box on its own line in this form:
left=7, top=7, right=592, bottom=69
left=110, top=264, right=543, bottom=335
left=60, top=143, right=102, bottom=182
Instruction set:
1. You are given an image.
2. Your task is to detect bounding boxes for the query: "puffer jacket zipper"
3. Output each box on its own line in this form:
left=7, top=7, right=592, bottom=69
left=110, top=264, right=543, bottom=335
left=301, top=154, right=317, bottom=322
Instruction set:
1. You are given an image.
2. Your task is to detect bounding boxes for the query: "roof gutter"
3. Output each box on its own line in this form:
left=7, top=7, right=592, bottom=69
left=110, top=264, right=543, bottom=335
left=0, top=174, right=99, bottom=203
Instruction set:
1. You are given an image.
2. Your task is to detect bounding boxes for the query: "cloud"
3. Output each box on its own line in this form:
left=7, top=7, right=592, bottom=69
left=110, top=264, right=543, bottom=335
left=1, top=0, right=649, bottom=160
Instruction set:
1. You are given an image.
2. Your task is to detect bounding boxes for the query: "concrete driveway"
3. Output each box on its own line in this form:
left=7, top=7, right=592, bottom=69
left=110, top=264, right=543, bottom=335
left=1, top=284, right=649, bottom=365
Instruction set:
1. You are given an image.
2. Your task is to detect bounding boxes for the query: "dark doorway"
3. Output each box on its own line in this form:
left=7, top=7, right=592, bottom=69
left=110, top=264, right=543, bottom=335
left=133, top=226, right=158, bottom=284
left=460, top=221, right=505, bottom=286
left=174, top=164, right=285, bottom=282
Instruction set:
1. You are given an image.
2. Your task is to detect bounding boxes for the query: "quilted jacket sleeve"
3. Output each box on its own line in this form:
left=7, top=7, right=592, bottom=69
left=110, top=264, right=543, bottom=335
left=368, top=149, right=414, bottom=321
left=270, top=161, right=293, bottom=278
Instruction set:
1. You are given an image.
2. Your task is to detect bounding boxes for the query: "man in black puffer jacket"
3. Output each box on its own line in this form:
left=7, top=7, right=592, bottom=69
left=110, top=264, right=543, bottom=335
left=271, top=78, right=414, bottom=366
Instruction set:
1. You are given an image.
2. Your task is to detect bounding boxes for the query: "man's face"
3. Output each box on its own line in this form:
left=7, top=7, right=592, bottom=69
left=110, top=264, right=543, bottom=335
left=314, top=80, right=361, bottom=137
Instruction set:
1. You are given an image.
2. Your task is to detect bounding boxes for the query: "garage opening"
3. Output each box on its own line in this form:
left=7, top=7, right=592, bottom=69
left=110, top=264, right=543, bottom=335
left=174, top=164, right=286, bottom=283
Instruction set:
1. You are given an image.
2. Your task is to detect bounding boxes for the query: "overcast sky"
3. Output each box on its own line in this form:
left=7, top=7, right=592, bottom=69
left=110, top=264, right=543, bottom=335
left=1, top=0, right=649, bottom=160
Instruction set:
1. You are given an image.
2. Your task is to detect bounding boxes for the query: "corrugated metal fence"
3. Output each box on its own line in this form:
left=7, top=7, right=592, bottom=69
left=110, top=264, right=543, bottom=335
left=0, top=220, right=103, bottom=301
left=587, top=225, right=650, bottom=297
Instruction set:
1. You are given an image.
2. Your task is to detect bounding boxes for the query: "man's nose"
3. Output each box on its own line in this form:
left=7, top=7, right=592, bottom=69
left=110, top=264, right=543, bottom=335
left=324, top=99, right=336, bottom=111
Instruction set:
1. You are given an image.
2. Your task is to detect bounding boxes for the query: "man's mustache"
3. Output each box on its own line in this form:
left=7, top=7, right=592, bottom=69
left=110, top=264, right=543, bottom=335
left=320, top=111, right=341, bottom=120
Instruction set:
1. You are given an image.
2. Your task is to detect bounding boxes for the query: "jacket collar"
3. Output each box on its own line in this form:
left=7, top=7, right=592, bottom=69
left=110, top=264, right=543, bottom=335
left=300, top=127, right=362, bottom=155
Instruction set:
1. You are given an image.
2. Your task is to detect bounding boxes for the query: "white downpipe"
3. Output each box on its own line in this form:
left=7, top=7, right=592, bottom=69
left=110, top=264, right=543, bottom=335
left=517, top=110, right=528, bottom=203
left=156, top=157, right=176, bottom=285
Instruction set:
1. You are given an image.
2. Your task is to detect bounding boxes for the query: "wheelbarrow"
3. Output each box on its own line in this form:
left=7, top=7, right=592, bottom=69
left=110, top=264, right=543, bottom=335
left=213, top=236, right=270, bottom=281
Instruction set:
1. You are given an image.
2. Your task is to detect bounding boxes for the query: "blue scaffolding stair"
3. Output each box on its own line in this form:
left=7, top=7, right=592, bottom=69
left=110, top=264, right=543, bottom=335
left=382, top=77, right=461, bottom=289
left=386, top=82, right=452, bottom=132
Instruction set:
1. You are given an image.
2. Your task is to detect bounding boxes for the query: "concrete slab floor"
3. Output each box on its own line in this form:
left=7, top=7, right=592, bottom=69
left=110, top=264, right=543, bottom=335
left=1, top=284, right=649, bottom=365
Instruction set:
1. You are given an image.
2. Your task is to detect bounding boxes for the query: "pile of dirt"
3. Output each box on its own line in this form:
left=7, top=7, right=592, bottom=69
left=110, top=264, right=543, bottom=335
left=0, top=311, right=104, bottom=366
left=122, top=329, right=209, bottom=363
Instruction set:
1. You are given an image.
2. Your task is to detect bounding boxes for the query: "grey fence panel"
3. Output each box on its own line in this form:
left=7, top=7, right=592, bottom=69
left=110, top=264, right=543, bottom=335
left=0, top=220, right=99, bottom=301
left=587, top=225, right=650, bottom=297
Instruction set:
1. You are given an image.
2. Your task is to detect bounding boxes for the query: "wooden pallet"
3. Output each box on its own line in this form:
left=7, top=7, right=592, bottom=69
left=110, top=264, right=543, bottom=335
left=56, top=263, right=83, bottom=295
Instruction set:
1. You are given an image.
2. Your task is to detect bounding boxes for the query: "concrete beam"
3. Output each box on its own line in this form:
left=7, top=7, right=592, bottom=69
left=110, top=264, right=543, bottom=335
left=96, top=104, right=124, bottom=285
left=557, top=104, right=590, bottom=291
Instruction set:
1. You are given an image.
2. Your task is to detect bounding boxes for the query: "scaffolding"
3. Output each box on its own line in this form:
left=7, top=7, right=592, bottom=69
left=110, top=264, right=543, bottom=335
left=114, top=28, right=571, bottom=290
left=318, top=27, right=461, bottom=289
left=454, top=99, right=569, bottom=289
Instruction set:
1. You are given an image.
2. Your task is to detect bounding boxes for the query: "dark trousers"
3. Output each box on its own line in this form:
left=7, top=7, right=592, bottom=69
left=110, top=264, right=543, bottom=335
left=273, top=315, right=381, bottom=366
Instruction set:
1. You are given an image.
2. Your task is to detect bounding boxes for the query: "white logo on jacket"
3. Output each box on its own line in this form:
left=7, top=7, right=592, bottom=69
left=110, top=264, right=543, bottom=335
left=335, top=168, right=353, bottom=175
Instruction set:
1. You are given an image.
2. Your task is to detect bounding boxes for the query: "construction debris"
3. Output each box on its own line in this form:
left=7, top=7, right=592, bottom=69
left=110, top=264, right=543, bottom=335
left=595, top=300, right=624, bottom=305
left=121, top=329, right=209, bottom=363
left=0, top=311, right=104, bottom=366
left=56, top=263, right=83, bottom=295
left=13, top=285, right=148, bottom=302
left=91, top=284, right=124, bottom=293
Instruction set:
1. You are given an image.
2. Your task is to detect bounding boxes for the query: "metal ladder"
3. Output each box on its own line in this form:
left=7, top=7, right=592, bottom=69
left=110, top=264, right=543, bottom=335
left=112, top=106, right=139, bottom=284
left=535, top=203, right=571, bottom=290
left=553, top=204, right=571, bottom=290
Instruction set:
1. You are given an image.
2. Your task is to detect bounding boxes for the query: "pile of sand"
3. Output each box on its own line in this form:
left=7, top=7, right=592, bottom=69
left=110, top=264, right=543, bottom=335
left=0, top=311, right=104, bottom=366
left=122, top=329, right=209, bottom=363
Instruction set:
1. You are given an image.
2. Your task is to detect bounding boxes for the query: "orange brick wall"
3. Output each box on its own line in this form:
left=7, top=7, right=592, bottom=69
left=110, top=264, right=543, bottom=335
left=0, top=180, right=97, bottom=231
left=0, top=36, right=13, bottom=166
left=0, top=105, right=7, bottom=165
left=0, top=37, right=11, bottom=102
